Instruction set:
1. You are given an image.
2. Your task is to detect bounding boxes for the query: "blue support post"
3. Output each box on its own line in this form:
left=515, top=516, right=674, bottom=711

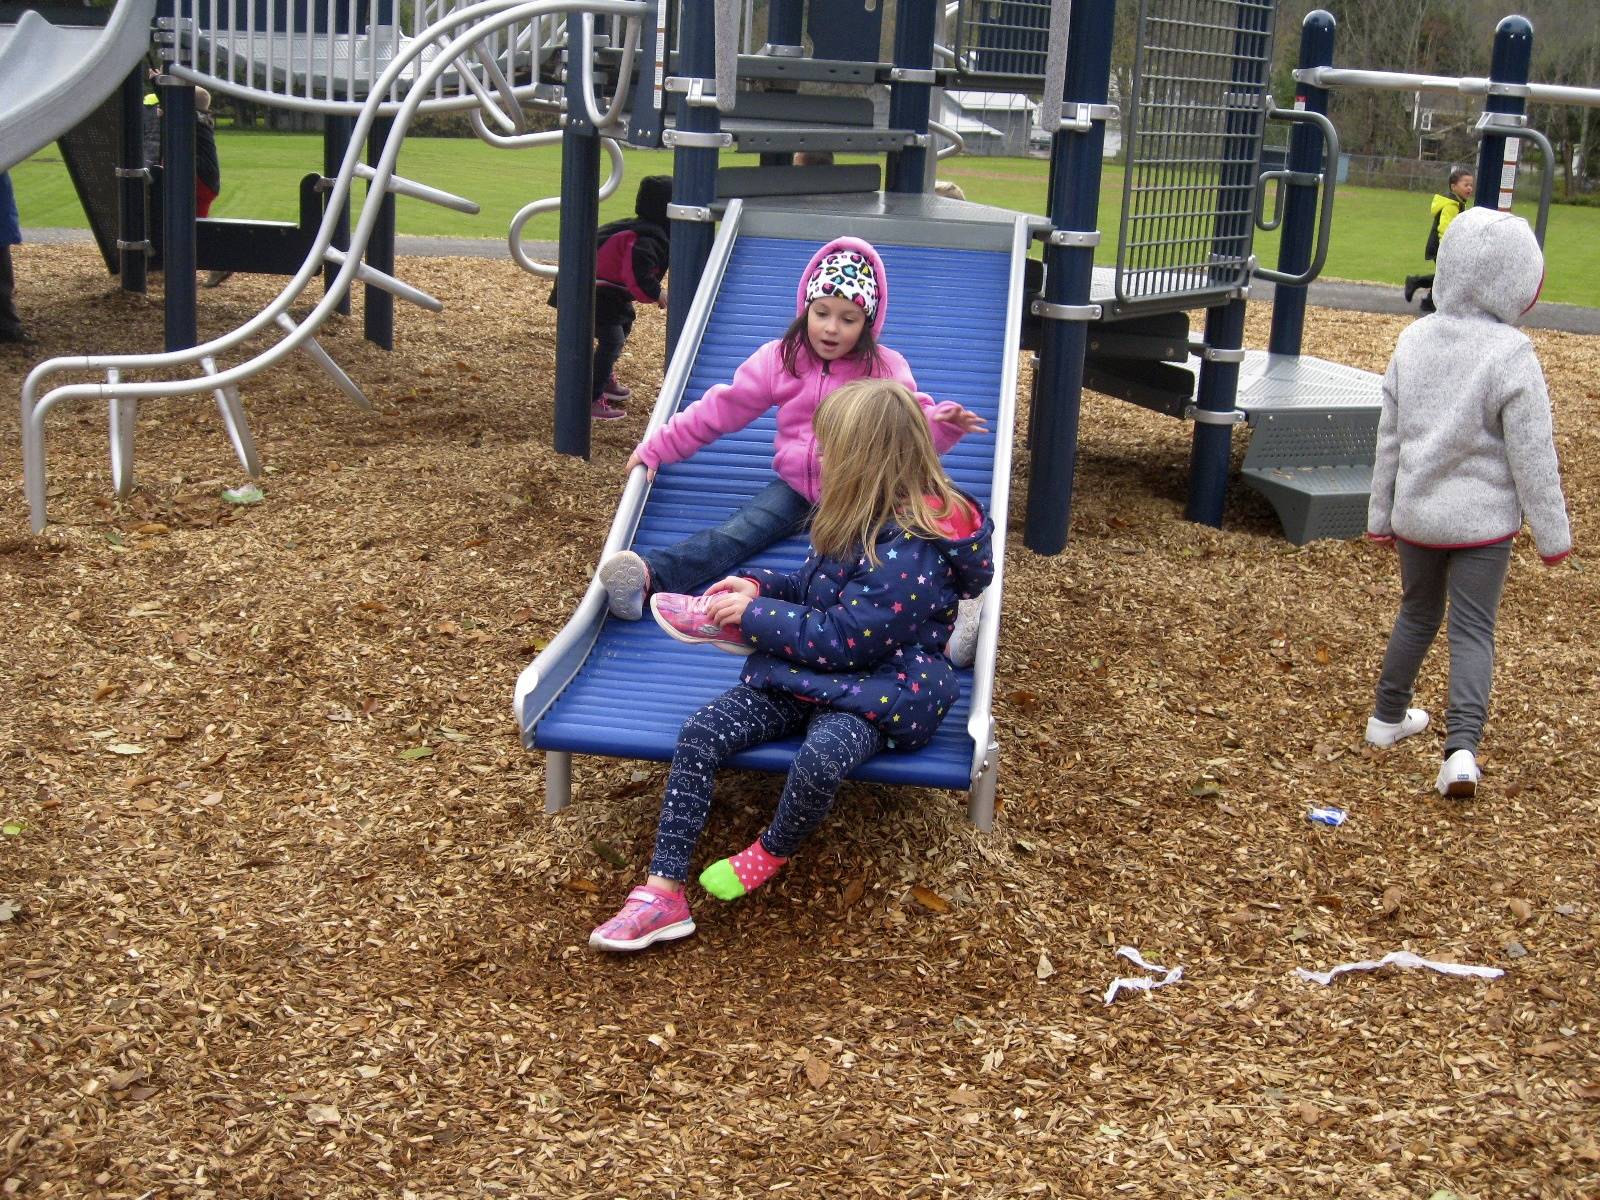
left=1022, top=0, right=1116, bottom=556
left=364, top=116, right=396, bottom=351
left=159, top=75, right=197, bottom=352
left=1475, top=15, right=1533, bottom=214
left=1267, top=9, right=1335, bottom=358
left=764, top=0, right=803, bottom=53
left=665, top=0, right=722, bottom=358
left=886, top=0, right=936, bottom=194
left=324, top=114, right=353, bottom=315
left=554, top=109, right=602, bottom=457
left=1185, top=0, right=1272, bottom=528
left=117, top=67, right=147, bottom=296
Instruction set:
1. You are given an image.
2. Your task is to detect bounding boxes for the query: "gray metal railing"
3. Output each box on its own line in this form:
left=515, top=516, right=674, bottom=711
left=1114, top=0, right=1276, bottom=312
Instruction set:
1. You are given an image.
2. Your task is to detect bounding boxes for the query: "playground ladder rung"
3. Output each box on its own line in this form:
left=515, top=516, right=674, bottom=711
left=273, top=314, right=371, bottom=411
left=322, top=247, right=443, bottom=312
left=354, top=163, right=480, bottom=214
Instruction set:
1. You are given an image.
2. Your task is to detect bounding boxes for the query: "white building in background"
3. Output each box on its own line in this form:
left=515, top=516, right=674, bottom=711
left=940, top=89, right=1123, bottom=159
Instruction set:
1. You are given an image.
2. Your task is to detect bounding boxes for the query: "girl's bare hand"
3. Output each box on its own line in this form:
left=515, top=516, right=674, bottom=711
left=940, top=407, right=989, bottom=435
left=703, top=591, right=753, bottom=625
left=625, top=450, right=656, bottom=481
left=704, top=576, right=758, bottom=599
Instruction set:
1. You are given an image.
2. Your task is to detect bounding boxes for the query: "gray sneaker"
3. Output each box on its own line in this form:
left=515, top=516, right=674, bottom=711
left=597, top=550, right=650, bottom=620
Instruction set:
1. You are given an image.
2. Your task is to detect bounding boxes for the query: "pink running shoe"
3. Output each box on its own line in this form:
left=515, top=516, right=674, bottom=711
left=589, top=885, right=695, bottom=952
left=592, top=397, right=627, bottom=421
left=602, top=374, right=632, bottom=402
left=650, top=592, right=753, bottom=655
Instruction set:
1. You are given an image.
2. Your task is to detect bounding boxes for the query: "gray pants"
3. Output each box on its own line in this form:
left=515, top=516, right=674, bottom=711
left=1374, top=540, right=1512, bottom=756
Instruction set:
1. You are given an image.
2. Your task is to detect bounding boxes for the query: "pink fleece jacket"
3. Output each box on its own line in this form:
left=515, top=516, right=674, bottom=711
left=633, top=237, right=965, bottom=503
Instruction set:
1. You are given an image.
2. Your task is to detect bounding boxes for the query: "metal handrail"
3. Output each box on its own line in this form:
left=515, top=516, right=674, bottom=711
left=1252, top=103, right=1339, bottom=288
left=506, top=135, right=628, bottom=277
left=1475, top=113, right=1554, bottom=247
left=21, top=0, right=651, bottom=532
left=1297, top=65, right=1600, bottom=110
left=513, top=199, right=749, bottom=744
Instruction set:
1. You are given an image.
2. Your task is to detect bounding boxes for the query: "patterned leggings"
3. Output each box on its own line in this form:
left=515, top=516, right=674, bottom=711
left=649, top=685, right=885, bottom=883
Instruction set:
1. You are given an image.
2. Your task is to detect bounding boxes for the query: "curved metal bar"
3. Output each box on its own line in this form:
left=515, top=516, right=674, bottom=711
left=507, top=135, right=625, bottom=277
left=928, top=118, right=964, bottom=159
left=576, top=12, right=640, bottom=130
left=1252, top=105, right=1339, bottom=288
left=22, top=0, right=651, bottom=531
left=1474, top=115, right=1555, bottom=247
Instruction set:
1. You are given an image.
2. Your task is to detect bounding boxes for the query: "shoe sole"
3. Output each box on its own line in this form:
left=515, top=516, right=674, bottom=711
left=1440, top=778, right=1478, bottom=799
left=591, top=409, right=627, bottom=422
left=602, top=390, right=632, bottom=402
left=598, top=554, right=649, bottom=620
left=649, top=595, right=753, bottom=655
left=589, top=918, right=695, bottom=952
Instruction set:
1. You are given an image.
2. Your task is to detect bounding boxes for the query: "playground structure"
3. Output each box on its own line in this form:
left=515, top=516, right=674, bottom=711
left=6, top=0, right=1600, bottom=826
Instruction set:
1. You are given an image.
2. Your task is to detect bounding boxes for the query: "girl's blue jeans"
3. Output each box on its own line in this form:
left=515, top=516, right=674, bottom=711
left=642, top=478, right=811, bottom=596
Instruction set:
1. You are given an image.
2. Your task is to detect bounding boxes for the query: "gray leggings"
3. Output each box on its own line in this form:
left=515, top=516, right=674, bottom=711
left=1374, top=539, right=1512, bottom=756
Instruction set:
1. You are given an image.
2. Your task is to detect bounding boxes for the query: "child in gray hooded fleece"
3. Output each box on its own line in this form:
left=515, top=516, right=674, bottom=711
left=1364, top=205, right=1572, bottom=799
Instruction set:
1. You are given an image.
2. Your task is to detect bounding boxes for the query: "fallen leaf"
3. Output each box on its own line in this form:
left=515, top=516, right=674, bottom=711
left=1, top=822, right=23, bottom=837
left=1526, top=1040, right=1565, bottom=1058
left=1313, top=646, right=1331, bottom=665
left=589, top=839, right=629, bottom=869
left=1380, top=886, right=1405, bottom=915
left=92, top=682, right=122, bottom=702
left=305, top=1103, right=341, bottom=1126
left=0, top=900, right=19, bottom=922
left=1006, top=689, right=1040, bottom=712
left=563, top=877, right=600, bottom=894
left=107, top=743, right=146, bottom=756
left=1036, top=952, right=1056, bottom=981
left=910, top=885, right=951, bottom=914
left=398, top=746, right=434, bottom=760
left=108, top=1067, right=148, bottom=1091
left=840, top=875, right=867, bottom=910
left=134, top=522, right=169, bottom=535
left=1508, top=897, right=1534, bottom=923
left=803, top=1055, right=831, bottom=1087
left=1188, top=782, right=1222, bottom=799
left=1311, top=894, right=1343, bottom=911
left=1573, top=1084, right=1600, bottom=1101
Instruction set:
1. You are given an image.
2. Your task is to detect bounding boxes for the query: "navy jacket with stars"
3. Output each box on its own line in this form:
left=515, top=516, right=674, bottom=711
left=735, top=497, right=994, bottom=750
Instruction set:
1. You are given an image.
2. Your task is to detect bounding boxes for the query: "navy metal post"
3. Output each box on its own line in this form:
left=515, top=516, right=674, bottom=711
left=117, top=67, right=148, bottom=295
left=665, top=0, right=722, bottom=357
left=1475, top=15, right=1533, bottom=213
left=364, top=116, right=396, bottom=350
left=1185, top=0, right=1272, bottom=528
left=324, top=115, right=354, bottom=315
left=885, top=0, right=936, bottom=194
left=1267, top=9, right=1335, bottom=358
left=1023, top=0, right=1116, bottom=555
left=764, top=0, right=803, bottom=52
left=553, top=25, right=604, bottom=457
left=158, top=75, right=197, bottom=352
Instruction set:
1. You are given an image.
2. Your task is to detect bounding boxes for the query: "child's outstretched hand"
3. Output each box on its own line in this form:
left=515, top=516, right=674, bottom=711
left=703, top=576, right=757, bottom=625
left=624, top=449, right=657, bottom=481
left=936, top=406, right=988, bottom=436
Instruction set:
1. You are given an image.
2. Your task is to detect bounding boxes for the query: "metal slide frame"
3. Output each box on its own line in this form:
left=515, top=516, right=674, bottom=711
left=516, top=195, right=1031, bottom=830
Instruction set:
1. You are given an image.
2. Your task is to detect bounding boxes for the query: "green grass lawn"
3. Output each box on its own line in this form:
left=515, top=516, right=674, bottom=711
left=12, top=130, right=1599, bottom=306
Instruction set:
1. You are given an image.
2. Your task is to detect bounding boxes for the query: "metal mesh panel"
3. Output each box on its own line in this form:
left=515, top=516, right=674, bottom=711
left=954, top=0, right=1054, bottom=84
left=1114, top=0, right=1275, bottom=311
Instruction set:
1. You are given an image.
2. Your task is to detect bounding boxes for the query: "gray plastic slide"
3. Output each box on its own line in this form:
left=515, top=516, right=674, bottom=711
left=0, top=0, right=158, bottom=173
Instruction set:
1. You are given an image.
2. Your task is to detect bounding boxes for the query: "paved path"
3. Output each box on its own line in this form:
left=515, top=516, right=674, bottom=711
left=24, top=226, right=1600, bottom=335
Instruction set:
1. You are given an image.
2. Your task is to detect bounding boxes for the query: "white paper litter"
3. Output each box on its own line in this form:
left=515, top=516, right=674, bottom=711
left=1103, top=946, right=1184, bottom=1006
left=1295, top=950, right=1505, bottom=987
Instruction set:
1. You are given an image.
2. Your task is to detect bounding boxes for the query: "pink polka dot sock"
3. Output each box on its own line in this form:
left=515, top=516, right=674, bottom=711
left=698, top=836, right=789, bottom=901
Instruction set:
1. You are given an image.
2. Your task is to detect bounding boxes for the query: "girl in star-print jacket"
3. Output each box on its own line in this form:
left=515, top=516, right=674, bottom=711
left=588, top=380, right=994, bottom=954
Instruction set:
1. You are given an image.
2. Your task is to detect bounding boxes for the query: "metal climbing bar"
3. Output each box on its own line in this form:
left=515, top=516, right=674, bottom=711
left=1114, top=0, right=1276, bottom=314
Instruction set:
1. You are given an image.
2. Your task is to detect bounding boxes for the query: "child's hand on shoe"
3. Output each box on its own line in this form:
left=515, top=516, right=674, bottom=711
left=703, top=577, right=757, bottom=625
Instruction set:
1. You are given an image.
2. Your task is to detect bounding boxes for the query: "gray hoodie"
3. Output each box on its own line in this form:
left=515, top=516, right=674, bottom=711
left=1367, top=206, right=1571, bottom=559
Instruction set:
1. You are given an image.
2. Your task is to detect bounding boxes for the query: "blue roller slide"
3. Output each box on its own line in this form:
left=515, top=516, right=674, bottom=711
left=515, top=193, right=1036, bottom=829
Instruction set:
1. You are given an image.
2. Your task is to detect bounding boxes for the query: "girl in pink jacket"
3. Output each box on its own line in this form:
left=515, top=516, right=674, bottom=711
left=597, top=237, right=986, bottom=623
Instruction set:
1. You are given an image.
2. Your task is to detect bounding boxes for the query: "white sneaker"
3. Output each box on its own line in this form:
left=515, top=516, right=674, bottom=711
left=1365, top=708, right=1429, bottom=747
left=1436, top=749, right=1480, bottom=798
left=597, top=550, right=650, bottom=620
left=946, top=596, right=982, bottom=668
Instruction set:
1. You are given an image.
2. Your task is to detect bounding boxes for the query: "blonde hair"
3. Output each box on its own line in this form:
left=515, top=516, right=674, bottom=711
left=809, top=380, right=966, bottom=566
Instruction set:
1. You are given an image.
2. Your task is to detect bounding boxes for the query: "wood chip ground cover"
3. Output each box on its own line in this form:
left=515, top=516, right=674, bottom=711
left=0, top=245, right=1596, bottom=1199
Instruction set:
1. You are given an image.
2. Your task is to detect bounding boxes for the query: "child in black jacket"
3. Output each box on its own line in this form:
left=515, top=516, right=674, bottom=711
left=551, top=175, right=671, bottom=420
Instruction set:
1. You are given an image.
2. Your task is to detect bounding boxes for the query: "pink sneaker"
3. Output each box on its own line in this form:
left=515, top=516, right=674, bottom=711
left=592, top=397, right=627, bottom=421
left=602, top=375, right=632, bottom=402
left=589, top=885, right=695, bottom=952
left=650, top=592, right=752, bottom=655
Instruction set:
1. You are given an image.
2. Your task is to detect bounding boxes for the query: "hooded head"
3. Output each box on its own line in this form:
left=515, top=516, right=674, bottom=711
left=1432, top=206, right=1544, bottom=324
left=634, top=176, right=672, bottom=230
left=796, top=237, right=890, bottom=337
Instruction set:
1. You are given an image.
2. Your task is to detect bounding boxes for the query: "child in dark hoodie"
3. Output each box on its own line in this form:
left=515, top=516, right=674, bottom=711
left=1365, top=206, right=1572, bottom=799
left=553, top=175, right=672, bottom=420
left=589, top=380, right=995, bottom=951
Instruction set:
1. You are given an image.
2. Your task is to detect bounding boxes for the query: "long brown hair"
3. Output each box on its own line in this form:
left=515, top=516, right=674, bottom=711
left=809, top=380, right=966, bottom=566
